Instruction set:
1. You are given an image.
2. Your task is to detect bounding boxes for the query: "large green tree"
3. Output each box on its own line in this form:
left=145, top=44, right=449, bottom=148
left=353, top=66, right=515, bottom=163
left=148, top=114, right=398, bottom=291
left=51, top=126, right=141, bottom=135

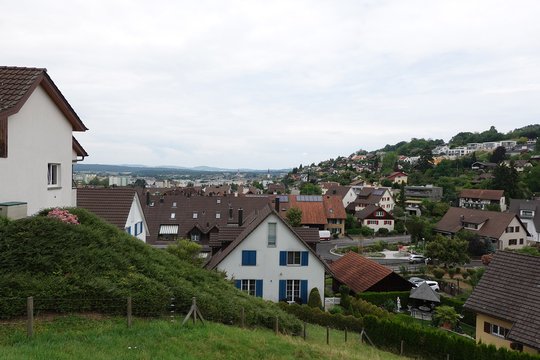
left=300, top=182, right=322, bottom=195
left=285, top=207, right=303, bottom=227
left=425, top=234, right=470, bottom=267
left=491, top=163, right=520, bottom=199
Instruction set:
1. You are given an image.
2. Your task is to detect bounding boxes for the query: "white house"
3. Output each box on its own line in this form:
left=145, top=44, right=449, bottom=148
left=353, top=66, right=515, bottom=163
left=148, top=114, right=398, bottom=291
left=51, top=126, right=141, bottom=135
left=206, top=205, right=328, bottom=304
left=509, top=199, right=540, bottom=243
left=77, top=188, right=148, bottom=242
left=0, top=67, right=88, bottom=217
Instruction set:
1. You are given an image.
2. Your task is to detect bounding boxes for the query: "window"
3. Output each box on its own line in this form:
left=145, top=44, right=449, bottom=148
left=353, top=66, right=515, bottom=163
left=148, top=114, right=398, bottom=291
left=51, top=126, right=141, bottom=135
left=519, top=238, right=524, bottom=245
left=486, top=323, right=509, bottom=338
left=134, top=222, right=143, bottom=236
left=384, top=220, right=392, bottom=225
left=47, top=163, right=60, bottom=187
left=268, top=223, right=277, bottom=247
left=241, top=279, right=257, bottom=296
left=368, top=220, right=379, bottom=225
left=280, top=251, right=308, bottom=266
left=172, top=202, right=177, bottom=208
left=190, top=232, right=200, bottom=242
left=216, top=212, right=221, bottom=219
left=375, top=211, right=384, bottom=217
left=509, top=239, right=517, bottom=246
left=520, top=210, right=534, bottom=218
left=125, top=226, right=131, bottom=235
left=515, top=226, right=519, bottom=232
left=170, top=213, right=176, bottom=219
left=241, top=250, right=256, bottom=266
left=287, top=251, right=301, bottom=265
left=506, top=227, right=514, bottom=233
left=286, top=280, right=301, bottom=302
left=193, top=212, right=198, bottom=219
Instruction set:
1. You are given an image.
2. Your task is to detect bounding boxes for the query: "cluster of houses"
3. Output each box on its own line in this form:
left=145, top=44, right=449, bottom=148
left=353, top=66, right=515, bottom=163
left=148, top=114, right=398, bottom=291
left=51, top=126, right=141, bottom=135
left=433, top=140, right=537, bottom=158
left=1, top=66, right=540, bottom=354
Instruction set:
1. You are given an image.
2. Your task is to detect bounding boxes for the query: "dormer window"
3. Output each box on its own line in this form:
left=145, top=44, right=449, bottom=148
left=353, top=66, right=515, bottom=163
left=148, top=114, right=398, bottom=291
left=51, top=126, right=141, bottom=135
left=216, top=212, right=221, bottom=219
left=520, top=210, right=535, bottom=218
left=172, top=202, right=177, bottom=208
left=375, top=211, right=384, bottom=217
left=217, top=199, right=221, bottom=204
left=170, top=213, right=176, bottom=219
left=193, top=212, right=198, bottom=219
left=464, top=222, right=478, bottom=230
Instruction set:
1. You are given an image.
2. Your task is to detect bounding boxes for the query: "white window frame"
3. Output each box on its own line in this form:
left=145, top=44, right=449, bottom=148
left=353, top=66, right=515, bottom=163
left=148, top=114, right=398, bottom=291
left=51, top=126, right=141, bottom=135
left=287, top=251, right=301, bottom=266
left=47, top=163, right=61, bottom=188
left=268, top=222, right=277, bottom=247
left=241, top=279, right=257, bottom=296
left=286, top=280, right=301, bottom=302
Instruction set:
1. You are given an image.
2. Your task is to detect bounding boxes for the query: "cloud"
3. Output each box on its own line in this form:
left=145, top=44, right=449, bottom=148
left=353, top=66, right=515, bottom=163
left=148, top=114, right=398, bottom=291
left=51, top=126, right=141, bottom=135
left=2, top=0, right=540, bottom=168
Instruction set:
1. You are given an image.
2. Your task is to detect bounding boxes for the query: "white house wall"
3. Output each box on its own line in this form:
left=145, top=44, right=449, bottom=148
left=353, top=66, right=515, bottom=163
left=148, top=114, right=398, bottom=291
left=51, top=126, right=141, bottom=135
left=498, top=217, right=529, bottom=249
left=217, top=213, right=325, bottom=303
left=125, top=195, right=147, bottom=242
left=0, top=85, right=75, bottom=215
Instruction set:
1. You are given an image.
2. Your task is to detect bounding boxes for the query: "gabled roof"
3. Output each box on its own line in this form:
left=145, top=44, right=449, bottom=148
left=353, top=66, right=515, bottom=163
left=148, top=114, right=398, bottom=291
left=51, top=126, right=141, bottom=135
left=464, top=251, right=540, bottom=350
left=509, top=199, right=540, bottom=234
left=459, top=189, right=504, bottom=201
left=330, top=252, right=407, bottom=293
left=323, top=195, right=347, bottom=219
left=355, top=205, right=392, bottom=220
left=434, top=207, right=528, bottom=239
left=410, top=282, right=440, bottom=302
left=324, top=185, right=351, bottom=198
left=77, top=188, right=138, bottom=228
left=0, top=66, right=87, bottom=131
left=206, top=204, right=330, bottom=272
left=386, top=171, right=407, bottom=180
left=72, top=136, right=89, bottom=157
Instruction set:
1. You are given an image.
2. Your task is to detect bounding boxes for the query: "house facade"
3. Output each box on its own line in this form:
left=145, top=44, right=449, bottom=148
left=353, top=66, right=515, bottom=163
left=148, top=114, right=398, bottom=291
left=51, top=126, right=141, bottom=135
left=347, top=187, right=395, bottom=213
left=0, top=67, right=88, bottom=216
left=435, top=207, right=530, bottom=250
left=206, top=206, right=327, bottom=304
left=385, top=171, right=408, bottom=184
left=464, top=251, right=540, bottom=355
left=354, top=205, right=394, bottom=232
left=509, top=199, right=540, bottom=242
left=459, top=189, right=506, bottom=212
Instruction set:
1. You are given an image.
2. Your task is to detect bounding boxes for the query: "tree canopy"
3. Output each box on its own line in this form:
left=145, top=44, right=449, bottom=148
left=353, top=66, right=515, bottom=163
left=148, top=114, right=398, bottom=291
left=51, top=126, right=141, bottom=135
left=425, top=234, right=470, bottom=267
left=285, top=207, right=303, bottom=227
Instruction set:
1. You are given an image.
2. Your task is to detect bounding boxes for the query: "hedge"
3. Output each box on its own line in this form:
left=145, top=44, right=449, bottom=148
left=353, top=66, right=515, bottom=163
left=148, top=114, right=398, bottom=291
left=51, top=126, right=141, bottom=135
left=279, top=304, right=540, bottom=360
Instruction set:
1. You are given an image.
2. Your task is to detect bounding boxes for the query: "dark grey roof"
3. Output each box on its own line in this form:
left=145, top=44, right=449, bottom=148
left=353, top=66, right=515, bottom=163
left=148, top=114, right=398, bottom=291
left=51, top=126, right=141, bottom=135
left=509, top=199, right=540, bottom=234
left=464, top=251, right=540, bottom=350
left=409, top=282, right=440, bottom=302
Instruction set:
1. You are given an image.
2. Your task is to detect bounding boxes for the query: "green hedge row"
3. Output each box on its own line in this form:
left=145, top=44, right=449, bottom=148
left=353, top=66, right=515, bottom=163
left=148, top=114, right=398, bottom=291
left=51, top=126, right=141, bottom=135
left=279, top=304, right=539, bottom=360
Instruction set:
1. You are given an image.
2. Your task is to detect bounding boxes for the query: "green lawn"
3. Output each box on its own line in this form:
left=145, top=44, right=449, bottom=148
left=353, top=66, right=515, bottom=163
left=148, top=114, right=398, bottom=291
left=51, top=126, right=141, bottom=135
left=0, top=316, right=409, bottom=360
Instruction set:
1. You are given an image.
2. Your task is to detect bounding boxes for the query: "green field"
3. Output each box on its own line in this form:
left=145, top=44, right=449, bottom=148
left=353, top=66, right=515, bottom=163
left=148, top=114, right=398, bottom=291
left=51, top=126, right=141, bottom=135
left=0, top=316, right=409, bottom=360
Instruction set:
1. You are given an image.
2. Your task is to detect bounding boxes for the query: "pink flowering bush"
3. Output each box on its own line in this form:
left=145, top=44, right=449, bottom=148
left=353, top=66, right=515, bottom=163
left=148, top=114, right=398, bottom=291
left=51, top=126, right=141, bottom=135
left=47, top=208, right=79, bottom=225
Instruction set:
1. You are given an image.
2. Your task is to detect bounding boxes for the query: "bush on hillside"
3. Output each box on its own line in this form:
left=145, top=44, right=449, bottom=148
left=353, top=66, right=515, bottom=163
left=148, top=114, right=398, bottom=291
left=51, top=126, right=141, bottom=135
left=307, top=287, right=322, bottom=309
left=0, top=208, right=302, bottom=334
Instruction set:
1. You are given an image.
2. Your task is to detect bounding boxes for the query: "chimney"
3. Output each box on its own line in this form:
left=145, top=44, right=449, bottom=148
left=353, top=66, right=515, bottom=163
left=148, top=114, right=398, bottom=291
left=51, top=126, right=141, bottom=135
left=146, top=191, right=150, bottom=206
left=238, top=208, right=243, bottom=226
left=275, top=197, right=280, bottom=212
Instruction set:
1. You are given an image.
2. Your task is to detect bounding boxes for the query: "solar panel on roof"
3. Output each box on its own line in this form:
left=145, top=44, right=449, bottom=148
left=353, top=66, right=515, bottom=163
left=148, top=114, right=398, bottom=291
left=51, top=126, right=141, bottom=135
left=297, top=195, right=322, bottom=202
left=277, top=195, right=289, bottom=203
left=372, top=190, right=384, bottom=196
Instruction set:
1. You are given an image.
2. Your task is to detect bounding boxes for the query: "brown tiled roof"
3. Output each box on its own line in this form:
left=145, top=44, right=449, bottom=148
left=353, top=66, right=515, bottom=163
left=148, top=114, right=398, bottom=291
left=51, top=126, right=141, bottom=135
left=355, top=205, right=393, bottom=220
left=77, top=188, right=137, bottom=228
left=464, top=251, right=540, bottom=350
left=330, top=252, right=405, bottom=293
left=0, top=66, right=87, bottom=131
left=287, top=195, right=327, bottom=225
left=386, top=171, right=407, bottom=180
left=459, top=189, right=504, bottom=201
left=292, top=227, right=321, bottom=243
left=434, top=207, right=528, bottom=239
left=323, top=195, right=347, bottom=219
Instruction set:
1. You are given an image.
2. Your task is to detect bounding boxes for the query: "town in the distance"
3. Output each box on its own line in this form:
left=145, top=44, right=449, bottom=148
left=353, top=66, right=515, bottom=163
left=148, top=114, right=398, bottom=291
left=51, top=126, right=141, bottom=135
left=2, top=66, right=540, bottom=358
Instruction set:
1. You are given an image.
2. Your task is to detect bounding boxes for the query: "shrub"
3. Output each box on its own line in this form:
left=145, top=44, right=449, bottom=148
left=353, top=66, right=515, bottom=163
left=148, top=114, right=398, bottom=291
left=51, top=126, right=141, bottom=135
left=307, top=287, right=322, bottom=309
left=432, top=267, right=446, bottom=280
left=432, top=305, right=460, bottom=328
left=339, top=285, right=351, bottom=309
left=377, top=228, right=389, bottom=236
left=399, top=265, right=410, bottom=277
left=328, top=306, right=344, bottom=314
left=447, top=267, right=456, bottom=279
left=357, top=291, right=410, bottom=309
left=360, top=226, right=375, bottom=237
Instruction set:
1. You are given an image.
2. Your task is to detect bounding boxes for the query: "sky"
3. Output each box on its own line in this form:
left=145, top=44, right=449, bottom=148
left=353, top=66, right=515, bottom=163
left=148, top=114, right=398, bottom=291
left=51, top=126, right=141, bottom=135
left=2, top=1, right=540, bottom=169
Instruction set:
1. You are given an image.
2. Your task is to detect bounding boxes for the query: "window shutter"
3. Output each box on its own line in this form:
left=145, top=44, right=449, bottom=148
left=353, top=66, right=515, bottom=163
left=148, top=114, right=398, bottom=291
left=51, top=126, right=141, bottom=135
left=301, top=251, right=309, bottom=266
left=235, top=280, right=241, bottom=289
left=280, top=251, right=287, bottom=266
left=300, top=280, right=308, bottom=304
left=242, top=251, right=249, bottom=265
left=484, top=321, right=491, bottom=333
left=279, top=280, right=286, bottom=301
left=256, top=280, right=263, bottom=297
left=251, top=251, right=257, bottom=265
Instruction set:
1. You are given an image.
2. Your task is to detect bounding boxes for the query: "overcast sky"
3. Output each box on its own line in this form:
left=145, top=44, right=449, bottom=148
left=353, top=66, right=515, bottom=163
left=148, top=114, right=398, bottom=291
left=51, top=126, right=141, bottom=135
left=2, top=1, right=540, bottom=169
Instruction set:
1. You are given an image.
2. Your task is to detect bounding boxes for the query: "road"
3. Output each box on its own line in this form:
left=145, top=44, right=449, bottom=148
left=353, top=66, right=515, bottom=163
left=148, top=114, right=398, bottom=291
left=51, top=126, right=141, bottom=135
left=317, top=234, right=484, bottom=270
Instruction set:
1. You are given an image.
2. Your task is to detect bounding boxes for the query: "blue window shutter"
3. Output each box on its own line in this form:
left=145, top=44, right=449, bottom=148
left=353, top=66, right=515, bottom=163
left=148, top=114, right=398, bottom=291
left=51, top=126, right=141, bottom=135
left=301, top=251, right=309, bottom=266
left=235, top=280, right=241, bottom=289
left=301, top=280, right=308, bottom=304
left=242, top=251, right=248, bottom=265
left=279, top=280, right=286, bottom=301
left=280, top=251, right=287, bottom=266
left=251, top=251, right=257, bottom=265
left=256, top=280, right=263, bottom=297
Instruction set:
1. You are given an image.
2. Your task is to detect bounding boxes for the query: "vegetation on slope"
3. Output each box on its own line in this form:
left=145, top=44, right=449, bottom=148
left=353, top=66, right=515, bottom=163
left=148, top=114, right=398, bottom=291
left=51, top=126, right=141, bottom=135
left=0, top=209, right=301, bottom=333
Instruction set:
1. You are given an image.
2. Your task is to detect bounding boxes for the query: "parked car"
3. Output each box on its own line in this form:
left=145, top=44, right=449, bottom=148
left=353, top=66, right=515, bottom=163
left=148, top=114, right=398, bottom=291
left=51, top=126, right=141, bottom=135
left=408, top=277, right=426, bottom=286
left=409, top=278, right=440, bottom=292
left=424, top=280, right=440, bottom=292
left=409, top=254, right=427, bottom=264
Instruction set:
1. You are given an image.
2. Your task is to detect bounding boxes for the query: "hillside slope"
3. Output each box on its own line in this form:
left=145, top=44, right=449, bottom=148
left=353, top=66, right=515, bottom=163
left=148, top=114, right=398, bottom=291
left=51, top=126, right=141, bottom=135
left=0, top=209, right=301, bottom=332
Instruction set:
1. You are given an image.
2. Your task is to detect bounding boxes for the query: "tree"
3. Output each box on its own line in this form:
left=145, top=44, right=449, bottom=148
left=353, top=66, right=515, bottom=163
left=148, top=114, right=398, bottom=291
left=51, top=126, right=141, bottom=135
left=425, top=234, right=470, bottom=267
left=252, top=181, right=264, bottom=190
left=491, top=163, right=520, bottom=200
left=489, top=146, right=506, bottom=164
left=166, top=239, right=203, bottom=267
left=416, top=147, right=434, bottom=171
left=525, top=165, right=540, bottom=193
left=457, top=230, right=495, bottom=256
left=299, top=182, right=322, bottom=195
left=396, top=183, right=406, bottom=209
left=133, top=179, right=147, bottom=188
left=404, top=216, right=432, bottom=243
left=433, top=306, right=460, bottom=329
left=285, top=207, right=303, bottom=227
left=307, top=287, right=323, bottom=309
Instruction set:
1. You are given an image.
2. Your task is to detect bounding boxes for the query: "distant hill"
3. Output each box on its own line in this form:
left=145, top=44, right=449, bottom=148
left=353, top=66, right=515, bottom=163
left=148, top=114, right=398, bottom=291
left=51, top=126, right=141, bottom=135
left=74, top=163, right=290, bottom=174
left=0, top=209, right=301, bottom=332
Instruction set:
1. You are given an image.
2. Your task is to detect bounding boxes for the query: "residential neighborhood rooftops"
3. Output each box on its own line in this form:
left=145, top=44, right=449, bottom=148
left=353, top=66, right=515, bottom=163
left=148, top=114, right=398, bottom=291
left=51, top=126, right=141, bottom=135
left=464, top=251, right=540, bottom=351
left=77, top=188, right=138, bottom=228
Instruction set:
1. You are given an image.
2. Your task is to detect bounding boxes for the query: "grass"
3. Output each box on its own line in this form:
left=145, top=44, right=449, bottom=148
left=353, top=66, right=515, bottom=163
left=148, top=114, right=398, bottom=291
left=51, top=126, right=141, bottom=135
left=0, top=315, right=409, bottom=360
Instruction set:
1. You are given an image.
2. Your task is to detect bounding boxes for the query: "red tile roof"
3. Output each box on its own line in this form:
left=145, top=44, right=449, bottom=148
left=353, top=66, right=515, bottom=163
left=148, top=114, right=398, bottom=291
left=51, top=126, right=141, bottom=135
left=323, top=195, right=347, bottom=219
left=330, top=252, right=393, bottom=293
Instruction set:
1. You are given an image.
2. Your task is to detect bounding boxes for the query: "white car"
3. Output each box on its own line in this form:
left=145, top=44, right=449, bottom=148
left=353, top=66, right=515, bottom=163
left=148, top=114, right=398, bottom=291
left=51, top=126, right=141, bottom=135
left=408, top=254, right=427, bottom=264
left=409, top=277, right=440, bottom=292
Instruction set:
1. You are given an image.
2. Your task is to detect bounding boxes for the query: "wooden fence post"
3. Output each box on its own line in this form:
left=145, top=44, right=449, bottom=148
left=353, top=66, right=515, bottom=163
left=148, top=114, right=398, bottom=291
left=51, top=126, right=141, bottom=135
left=303, top=322, right=306, bottom=340
left=274, top=316, right=279, bottom=335
left=27, top=296, right=34, bottom=338
left=240, top=307, right=245, bottom=328
left=326, top=326, right=329, bottom=345
left=400, top=340, right=404, bottom=355
left=127, top=297, right=132, bottom=328
left=345, top=327, right=348, bottom=342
